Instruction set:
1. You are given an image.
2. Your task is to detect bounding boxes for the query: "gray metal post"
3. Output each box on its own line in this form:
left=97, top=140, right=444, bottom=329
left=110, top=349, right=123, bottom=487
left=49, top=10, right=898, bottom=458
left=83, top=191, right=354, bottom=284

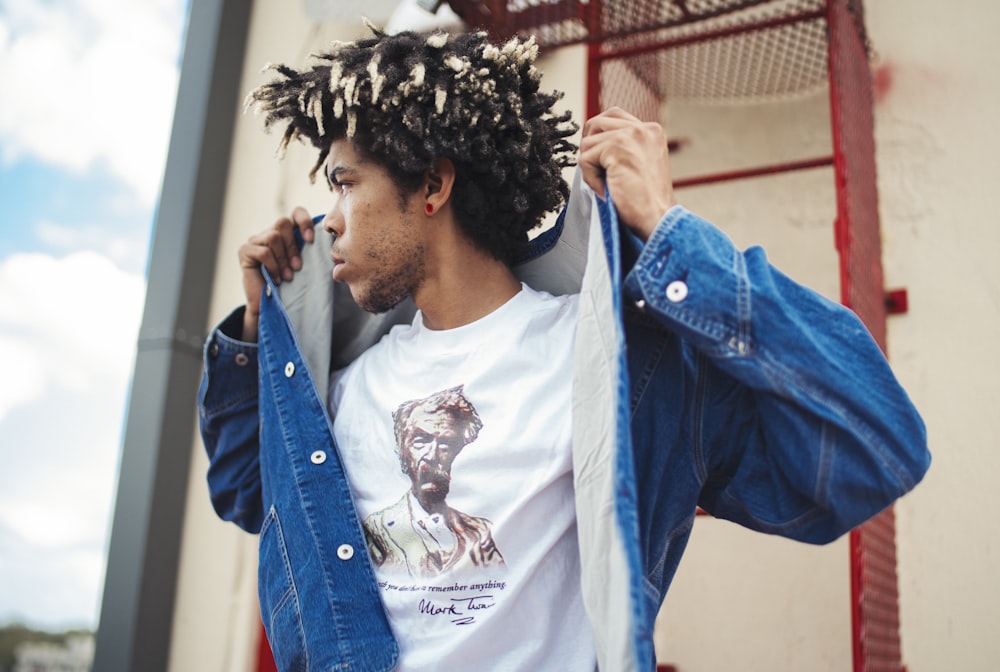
left=93, top=1, right=252, bottom=670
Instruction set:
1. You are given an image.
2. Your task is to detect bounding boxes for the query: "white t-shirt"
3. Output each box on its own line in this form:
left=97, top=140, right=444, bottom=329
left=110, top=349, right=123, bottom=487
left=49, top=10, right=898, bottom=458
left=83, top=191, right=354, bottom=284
left=329, top=284, right=596, bottom=671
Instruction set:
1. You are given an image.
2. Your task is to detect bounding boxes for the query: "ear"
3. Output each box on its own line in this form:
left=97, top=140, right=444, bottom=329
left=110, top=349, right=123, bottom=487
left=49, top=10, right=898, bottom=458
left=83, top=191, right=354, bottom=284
left=424, top=157, right=455, bottom=215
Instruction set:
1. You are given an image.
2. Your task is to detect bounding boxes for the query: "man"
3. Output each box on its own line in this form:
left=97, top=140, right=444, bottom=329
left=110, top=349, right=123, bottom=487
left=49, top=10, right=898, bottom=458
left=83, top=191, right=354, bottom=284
left=199, top=23, right=929, bottom=672
left=364, top=385, right=505, bottom=576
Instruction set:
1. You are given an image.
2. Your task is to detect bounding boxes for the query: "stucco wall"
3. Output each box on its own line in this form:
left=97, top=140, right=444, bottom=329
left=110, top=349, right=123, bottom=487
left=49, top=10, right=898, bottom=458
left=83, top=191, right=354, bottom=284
left=868, top=2, right=1000, bottom=670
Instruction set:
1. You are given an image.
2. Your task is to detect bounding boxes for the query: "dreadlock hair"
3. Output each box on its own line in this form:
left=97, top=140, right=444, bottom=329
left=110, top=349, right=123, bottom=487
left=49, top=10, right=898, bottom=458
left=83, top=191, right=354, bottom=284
left=246, top=22, right=578, bottom=264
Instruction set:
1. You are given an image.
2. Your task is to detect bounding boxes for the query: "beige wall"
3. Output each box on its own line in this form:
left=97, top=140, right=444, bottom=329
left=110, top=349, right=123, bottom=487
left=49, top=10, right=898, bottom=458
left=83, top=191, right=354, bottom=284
left=171, top=0, right=999, bottom=669
left=868, top=1, right=1000, bottom=670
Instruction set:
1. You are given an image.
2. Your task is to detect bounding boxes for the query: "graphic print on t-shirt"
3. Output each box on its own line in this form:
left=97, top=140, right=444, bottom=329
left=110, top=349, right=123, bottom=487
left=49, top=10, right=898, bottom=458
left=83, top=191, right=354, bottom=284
left=363, top=385, right=506, bottom=578
left=329, top=289, right=596, bottom=666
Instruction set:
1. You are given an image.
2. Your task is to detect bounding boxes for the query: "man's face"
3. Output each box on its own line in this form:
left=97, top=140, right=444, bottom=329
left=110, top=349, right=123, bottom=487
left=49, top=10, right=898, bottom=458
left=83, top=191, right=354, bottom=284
left=322, top=139, right=427, bottom=313
left=399, top=408, right=466, bottom=507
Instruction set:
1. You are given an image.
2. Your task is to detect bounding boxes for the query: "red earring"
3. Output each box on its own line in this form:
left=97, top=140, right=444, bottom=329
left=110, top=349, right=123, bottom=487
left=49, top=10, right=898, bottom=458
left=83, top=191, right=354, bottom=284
left=425, top=203, right=434, bottom=215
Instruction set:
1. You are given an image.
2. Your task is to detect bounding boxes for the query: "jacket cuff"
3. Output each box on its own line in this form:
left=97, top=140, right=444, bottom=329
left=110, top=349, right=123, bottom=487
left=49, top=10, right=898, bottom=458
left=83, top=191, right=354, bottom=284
left=201, top=306, right=259, bottom=416
left=624, top=206, right=748, bottom=356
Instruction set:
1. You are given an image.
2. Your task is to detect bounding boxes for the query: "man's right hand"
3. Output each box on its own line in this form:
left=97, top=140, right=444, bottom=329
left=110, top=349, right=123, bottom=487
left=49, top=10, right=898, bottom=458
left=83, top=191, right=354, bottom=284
left=237, top=206, right=317, bottom=342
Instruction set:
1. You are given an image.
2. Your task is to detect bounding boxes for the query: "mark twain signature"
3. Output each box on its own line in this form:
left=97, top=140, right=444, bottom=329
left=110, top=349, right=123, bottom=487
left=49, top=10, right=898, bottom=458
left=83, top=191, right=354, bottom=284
left=418, top=595, right=496, bottom=625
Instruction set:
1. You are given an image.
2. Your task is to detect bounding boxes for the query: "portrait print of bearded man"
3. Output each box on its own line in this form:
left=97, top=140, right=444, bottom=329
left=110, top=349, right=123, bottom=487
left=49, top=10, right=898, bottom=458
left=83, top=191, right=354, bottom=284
left=364, top=385, right=505, bottom=577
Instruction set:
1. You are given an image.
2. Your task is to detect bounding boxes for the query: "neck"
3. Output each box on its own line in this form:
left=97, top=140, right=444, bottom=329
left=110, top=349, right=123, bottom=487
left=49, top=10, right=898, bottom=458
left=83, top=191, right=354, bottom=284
left=412, top=226, right=521, bottom=331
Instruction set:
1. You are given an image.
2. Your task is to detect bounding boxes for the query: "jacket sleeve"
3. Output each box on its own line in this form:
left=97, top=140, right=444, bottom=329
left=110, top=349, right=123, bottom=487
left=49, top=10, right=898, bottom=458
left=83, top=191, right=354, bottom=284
left=197, top=306, right=265, bottom=533
left=624, top=205, right=930, bottom=543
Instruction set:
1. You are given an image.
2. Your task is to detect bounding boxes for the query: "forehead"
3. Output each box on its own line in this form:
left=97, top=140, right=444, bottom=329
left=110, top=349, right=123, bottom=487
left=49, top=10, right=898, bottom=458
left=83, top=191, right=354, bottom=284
left=325, top=139, right=366, bottom=176
left=326, top=138, right=364, bottom=165
left=406, top=407, right=461, bottom=436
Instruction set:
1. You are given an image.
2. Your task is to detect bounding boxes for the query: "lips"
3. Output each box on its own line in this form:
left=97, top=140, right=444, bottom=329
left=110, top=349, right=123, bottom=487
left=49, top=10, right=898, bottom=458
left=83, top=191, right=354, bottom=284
left=330, top=251, right=345, bottom=280
left=417, top=463, right=450, bottom=495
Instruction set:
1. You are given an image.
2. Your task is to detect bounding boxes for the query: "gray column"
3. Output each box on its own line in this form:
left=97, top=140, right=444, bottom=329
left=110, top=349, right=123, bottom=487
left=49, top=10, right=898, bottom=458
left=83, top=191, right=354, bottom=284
left=93, top=1, right=252, bottom=670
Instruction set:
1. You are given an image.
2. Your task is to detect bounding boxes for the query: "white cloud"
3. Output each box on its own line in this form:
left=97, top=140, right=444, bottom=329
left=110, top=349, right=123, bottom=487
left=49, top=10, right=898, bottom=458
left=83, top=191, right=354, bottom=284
left=35, top=219, right=149, bottom=272
left=0, top=521, right=110, bottom=628
left=0, top=250, right=145, bottom=627
left=0, top=335, right=45, bottom=424
left=0, top=251, right=145, bottom=422
left=0, top=0, right=186, bottom=206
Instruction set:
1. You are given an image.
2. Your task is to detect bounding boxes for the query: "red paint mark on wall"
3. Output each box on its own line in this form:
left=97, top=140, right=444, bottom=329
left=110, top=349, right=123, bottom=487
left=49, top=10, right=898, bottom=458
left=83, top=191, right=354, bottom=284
left=872, top=60, right=894, bottom=104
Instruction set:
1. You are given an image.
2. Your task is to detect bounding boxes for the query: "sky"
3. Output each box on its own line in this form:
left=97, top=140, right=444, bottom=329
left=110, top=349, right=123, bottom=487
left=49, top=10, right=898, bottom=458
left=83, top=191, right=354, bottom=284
left=0, top=0, right=189, bottom=631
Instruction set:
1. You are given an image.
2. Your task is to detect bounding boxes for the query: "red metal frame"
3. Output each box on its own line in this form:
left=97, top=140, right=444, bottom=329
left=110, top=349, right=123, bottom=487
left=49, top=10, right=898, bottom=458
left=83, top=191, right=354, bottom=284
left=672, top=156, right=834, bottom=189
left=586, top=0, right=604, bottom=119
left=885, top=288, right=908, bottom=315
left=447, top=0, right=802, bottom=48
left=826, top=1, right=904, bottom=670
left=596, top=7, right=827, bottom=62
left=256, top=622, right=277, bottom=672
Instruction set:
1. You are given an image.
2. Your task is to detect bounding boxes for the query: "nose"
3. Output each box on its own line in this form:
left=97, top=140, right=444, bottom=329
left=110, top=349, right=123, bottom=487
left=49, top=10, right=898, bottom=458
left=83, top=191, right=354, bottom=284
left=323, top=199, right=344, bottom=237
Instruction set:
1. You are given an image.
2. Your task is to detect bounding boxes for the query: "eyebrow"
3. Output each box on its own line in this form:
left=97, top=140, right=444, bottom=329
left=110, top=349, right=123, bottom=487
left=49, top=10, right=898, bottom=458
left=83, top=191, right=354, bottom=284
left=326, top=164, right=359, bottom=187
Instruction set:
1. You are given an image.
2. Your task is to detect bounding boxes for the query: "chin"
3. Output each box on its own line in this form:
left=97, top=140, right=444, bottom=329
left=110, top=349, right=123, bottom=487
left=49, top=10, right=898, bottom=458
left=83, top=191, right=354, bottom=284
left=419, top=480, right=450, bottom=502
left=356, top=289, right=409, bottom=315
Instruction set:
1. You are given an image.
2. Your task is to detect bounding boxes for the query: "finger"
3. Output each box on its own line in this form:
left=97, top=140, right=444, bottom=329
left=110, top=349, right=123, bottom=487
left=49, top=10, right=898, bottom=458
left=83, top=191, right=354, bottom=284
left=579, top=122, right=622, bottom=197
left=577, top=145, right=608, bottom=198
left=580, top=129, right=636, bottom=198
left=271, top=221, right=301, bottom=281
left=581, top=107, right=642, bottom=139
left=244, top=223, right=297, bottom=283
left=602, top=106, right=640, bottom=121
left=290, top=206, right=315, bottom=244
left=274, top=217, right=303, bottom=277
left=239, top=238, right=285, bottom=282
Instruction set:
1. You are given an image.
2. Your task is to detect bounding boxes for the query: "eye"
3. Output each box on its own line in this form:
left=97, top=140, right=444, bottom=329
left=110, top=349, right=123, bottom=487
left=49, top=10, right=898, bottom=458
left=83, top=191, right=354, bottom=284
left=328, top=178, right=350, bottom=194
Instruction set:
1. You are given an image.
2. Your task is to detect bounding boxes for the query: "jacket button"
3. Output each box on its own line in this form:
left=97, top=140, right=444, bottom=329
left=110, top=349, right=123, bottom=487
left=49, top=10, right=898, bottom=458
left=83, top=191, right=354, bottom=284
left=284, top=361, right=295, bottom=377
left=266, top=285, right=272, bottom=298
left=209, top=343, right=219, bottom=357
left=666, top=280, right=688, bottom=303
left=310, top=450, right=326, bottom=465
left=635, top=299, right=646, bottom=311
left=337, top=544, right=354, bottom=560
left=234, top=353, right=249, bottom=366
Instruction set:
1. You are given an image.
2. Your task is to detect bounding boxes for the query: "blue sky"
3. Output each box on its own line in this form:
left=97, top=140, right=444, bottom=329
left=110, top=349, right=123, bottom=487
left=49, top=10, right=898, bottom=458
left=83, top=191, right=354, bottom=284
left=0, top=0, right=189, bottom=630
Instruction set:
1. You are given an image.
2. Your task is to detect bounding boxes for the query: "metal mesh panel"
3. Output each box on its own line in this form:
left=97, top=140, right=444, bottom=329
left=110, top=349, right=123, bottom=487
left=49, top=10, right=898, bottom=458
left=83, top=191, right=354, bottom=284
left=448, top=0, right=838, bottom=104
left=449, top=0, right=830, bottom=46
left=597, top=51, right=664, bottom=122
left=597, top=0, right=831, bottom=105
left=829, top=0, right=885, bottom=343
left=638, top=12, right=828, bottom=101
left=586, top=1, right=834, bottom=117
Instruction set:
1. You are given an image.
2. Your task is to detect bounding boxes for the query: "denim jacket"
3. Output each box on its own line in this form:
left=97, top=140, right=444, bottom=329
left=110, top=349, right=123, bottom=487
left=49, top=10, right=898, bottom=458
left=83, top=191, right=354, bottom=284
left=199, top=173, right=929, bottom=671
